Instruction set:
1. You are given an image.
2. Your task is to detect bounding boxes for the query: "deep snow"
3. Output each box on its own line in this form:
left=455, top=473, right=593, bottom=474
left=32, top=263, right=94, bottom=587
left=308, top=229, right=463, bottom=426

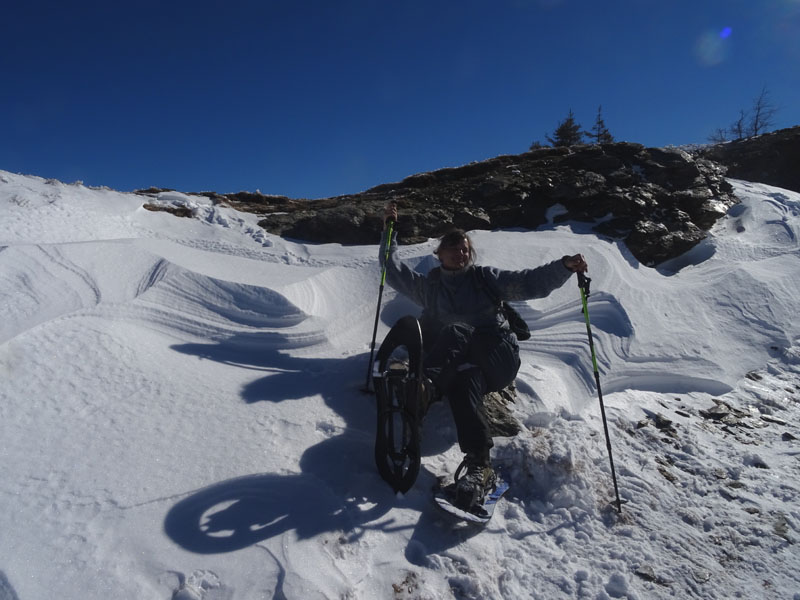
left=0, top=170, right=799, bottom=599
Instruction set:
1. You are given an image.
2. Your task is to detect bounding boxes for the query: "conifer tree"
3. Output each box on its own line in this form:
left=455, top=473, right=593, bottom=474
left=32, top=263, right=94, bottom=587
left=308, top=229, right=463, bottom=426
left=588, top=105, right=614, bottom=144
left=546, top=109, right=585, bottom=147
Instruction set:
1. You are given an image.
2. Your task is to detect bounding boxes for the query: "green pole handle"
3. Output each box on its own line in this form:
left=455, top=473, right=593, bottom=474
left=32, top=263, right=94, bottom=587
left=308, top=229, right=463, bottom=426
left=381, top=221, right=393, bottom=285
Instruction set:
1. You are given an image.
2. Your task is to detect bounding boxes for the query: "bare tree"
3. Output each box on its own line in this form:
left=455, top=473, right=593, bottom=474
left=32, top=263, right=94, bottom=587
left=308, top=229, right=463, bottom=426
left=730, top=109, right=749, bottom=140
left=708, top=127, right=728, bottom=143
left=749, top=85, right=778, bottom=136
left=709, top=86, right=779, bottom=143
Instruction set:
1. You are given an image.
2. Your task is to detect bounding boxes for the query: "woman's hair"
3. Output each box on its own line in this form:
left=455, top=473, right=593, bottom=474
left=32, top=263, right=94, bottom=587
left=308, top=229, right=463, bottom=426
left=434, top=228, right=477, bottom=264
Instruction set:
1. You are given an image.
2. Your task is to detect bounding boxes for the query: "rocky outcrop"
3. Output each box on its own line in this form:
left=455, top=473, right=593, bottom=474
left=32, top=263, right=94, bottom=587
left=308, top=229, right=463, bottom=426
left=698, top=125, right=800, bottom=195
left=228, top=142, right=736, bottom=266
left=484, top=386, right=522, bottom=438
left=140, top=126, right=800, bottom=267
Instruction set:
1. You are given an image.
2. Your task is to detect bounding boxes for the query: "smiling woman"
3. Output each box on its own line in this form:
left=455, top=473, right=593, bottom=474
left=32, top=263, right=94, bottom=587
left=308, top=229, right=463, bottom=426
left=377, top=202, right=587, bottom=509
left=434, top=230, right=476, bottom=271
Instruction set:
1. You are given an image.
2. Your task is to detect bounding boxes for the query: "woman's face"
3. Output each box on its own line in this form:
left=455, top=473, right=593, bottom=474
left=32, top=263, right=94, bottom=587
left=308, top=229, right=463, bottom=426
left=438, top=239, right=471, bottom=270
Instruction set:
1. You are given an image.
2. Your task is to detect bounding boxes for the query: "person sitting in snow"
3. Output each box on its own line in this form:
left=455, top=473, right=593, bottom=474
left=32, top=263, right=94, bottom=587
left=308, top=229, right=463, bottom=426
left=379, top=202, right=588, bottom=509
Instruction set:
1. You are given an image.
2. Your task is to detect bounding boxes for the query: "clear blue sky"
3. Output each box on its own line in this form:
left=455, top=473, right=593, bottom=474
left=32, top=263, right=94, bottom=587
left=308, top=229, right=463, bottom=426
left=2, top=0, right=798, bottom=199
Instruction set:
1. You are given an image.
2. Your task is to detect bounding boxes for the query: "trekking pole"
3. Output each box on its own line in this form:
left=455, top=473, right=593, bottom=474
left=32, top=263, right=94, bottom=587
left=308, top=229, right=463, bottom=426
left=362, top=220, right=394, bottom=393
left=577, top=272, right=623, bottom=514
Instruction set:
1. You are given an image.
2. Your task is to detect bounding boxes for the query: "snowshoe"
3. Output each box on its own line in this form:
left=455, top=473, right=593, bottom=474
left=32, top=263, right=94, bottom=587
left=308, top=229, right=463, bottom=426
left=434, top=466, right=509, bottom=524
left=373, top=316, right=429, bottom=493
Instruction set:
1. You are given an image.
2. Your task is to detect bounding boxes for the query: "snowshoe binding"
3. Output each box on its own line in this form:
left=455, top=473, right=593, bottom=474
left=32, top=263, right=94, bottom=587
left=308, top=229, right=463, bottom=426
left=434, top=456, right=509, bottom=524
left=453, top=455, right=497, bottom=511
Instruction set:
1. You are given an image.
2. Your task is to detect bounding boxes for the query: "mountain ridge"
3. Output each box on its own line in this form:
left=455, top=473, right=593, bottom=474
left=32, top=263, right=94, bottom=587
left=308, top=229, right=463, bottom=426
left=170, top=126, right=797, bottom=266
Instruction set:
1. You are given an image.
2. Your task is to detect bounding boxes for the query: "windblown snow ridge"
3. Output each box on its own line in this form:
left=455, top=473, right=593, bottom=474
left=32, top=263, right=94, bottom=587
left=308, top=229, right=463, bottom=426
left=0, top=240, right=319, bottom=349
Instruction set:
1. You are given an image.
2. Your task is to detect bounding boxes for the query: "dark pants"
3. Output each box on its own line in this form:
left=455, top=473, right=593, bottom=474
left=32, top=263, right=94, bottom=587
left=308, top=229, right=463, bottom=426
left=424, top=323, right=520, bottom=458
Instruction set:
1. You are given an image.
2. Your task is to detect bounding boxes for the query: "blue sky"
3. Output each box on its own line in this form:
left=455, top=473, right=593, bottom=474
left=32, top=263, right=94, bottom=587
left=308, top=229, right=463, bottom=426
left=2, top=0, right=799, bottom=199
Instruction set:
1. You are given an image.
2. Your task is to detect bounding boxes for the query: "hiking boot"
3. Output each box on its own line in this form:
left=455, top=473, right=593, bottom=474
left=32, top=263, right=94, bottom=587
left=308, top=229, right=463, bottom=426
left=387, top=358, right=409, bottom=373
left=453, top=454, right=496, bottom=510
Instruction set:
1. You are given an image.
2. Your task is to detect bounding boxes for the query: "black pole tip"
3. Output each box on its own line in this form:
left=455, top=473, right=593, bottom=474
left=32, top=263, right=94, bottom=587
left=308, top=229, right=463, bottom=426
left=577, top=271, right=591, bottom=297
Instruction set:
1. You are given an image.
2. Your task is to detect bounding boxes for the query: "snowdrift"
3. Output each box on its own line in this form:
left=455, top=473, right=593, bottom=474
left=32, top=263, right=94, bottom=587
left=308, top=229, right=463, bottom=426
left=1, top=171, right=798, bottom=599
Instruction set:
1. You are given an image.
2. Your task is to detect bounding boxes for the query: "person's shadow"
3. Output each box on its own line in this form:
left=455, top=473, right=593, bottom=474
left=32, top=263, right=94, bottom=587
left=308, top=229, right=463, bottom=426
left=163, top=331, right=408, bottom=554
left=162, top=294, right=502, bottom=563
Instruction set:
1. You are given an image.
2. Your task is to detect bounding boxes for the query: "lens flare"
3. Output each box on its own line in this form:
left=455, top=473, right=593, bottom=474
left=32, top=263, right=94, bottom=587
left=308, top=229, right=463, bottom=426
left=694, top=30, right=730, bottom=66
left=720, top=27, right=733, bottom=39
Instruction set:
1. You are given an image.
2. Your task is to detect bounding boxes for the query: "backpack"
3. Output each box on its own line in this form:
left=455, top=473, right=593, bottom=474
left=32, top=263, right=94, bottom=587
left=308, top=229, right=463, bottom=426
left=426, top=267, right=531, bottom=341
left=473, top=268, right=531, bottom=341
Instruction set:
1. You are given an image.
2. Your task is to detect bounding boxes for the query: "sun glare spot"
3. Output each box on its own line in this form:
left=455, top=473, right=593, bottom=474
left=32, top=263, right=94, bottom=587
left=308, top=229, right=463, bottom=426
left=720, top=27, right=732, bottom=39
left=694, top=30, right=730, bottom=66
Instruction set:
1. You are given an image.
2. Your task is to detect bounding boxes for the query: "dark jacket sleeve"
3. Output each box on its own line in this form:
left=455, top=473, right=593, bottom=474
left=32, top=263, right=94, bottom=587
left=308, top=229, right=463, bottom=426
left=480, top=259, right=574, bottom=302
left=378, top=230, right=429, bottom=307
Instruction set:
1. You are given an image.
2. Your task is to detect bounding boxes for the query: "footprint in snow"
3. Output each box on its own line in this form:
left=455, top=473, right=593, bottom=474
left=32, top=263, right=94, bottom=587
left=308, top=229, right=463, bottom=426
left=170, top=570, right=224, bottom=600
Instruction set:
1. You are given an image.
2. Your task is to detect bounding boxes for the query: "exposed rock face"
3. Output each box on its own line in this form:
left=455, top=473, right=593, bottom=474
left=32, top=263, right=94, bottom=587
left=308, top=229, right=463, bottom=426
left=484, top=386, right=522, bottom=438
left=698, top=126, right=800, bottom=195
left=139, top=126, right=799, bottom=267
left=234, top=142, right=736, bottom=266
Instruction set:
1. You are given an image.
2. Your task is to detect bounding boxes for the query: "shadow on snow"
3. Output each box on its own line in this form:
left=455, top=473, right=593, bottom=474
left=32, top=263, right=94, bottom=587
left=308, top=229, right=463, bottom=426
left=161, top=326, right=481, bottom=561
left=163, top=334, right=405, bottom=553
left=161, top=311, right=561, bottom=564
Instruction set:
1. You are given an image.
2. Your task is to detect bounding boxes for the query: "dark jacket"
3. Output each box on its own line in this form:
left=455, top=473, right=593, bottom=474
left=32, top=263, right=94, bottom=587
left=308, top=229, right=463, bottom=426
left=379, top=231, right=574, bottom=334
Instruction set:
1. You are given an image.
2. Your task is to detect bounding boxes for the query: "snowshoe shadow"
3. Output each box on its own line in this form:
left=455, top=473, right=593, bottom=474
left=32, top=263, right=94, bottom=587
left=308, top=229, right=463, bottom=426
left=166, top=335, right=402, bottom=553
left=164, top=436, right=400, bottom=554
left=167, top=324, right=501, bottom=560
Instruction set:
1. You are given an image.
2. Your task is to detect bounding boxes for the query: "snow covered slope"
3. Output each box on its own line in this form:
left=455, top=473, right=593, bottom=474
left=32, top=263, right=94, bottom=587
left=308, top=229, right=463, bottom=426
left=1, top=171, right=798, bottom=599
